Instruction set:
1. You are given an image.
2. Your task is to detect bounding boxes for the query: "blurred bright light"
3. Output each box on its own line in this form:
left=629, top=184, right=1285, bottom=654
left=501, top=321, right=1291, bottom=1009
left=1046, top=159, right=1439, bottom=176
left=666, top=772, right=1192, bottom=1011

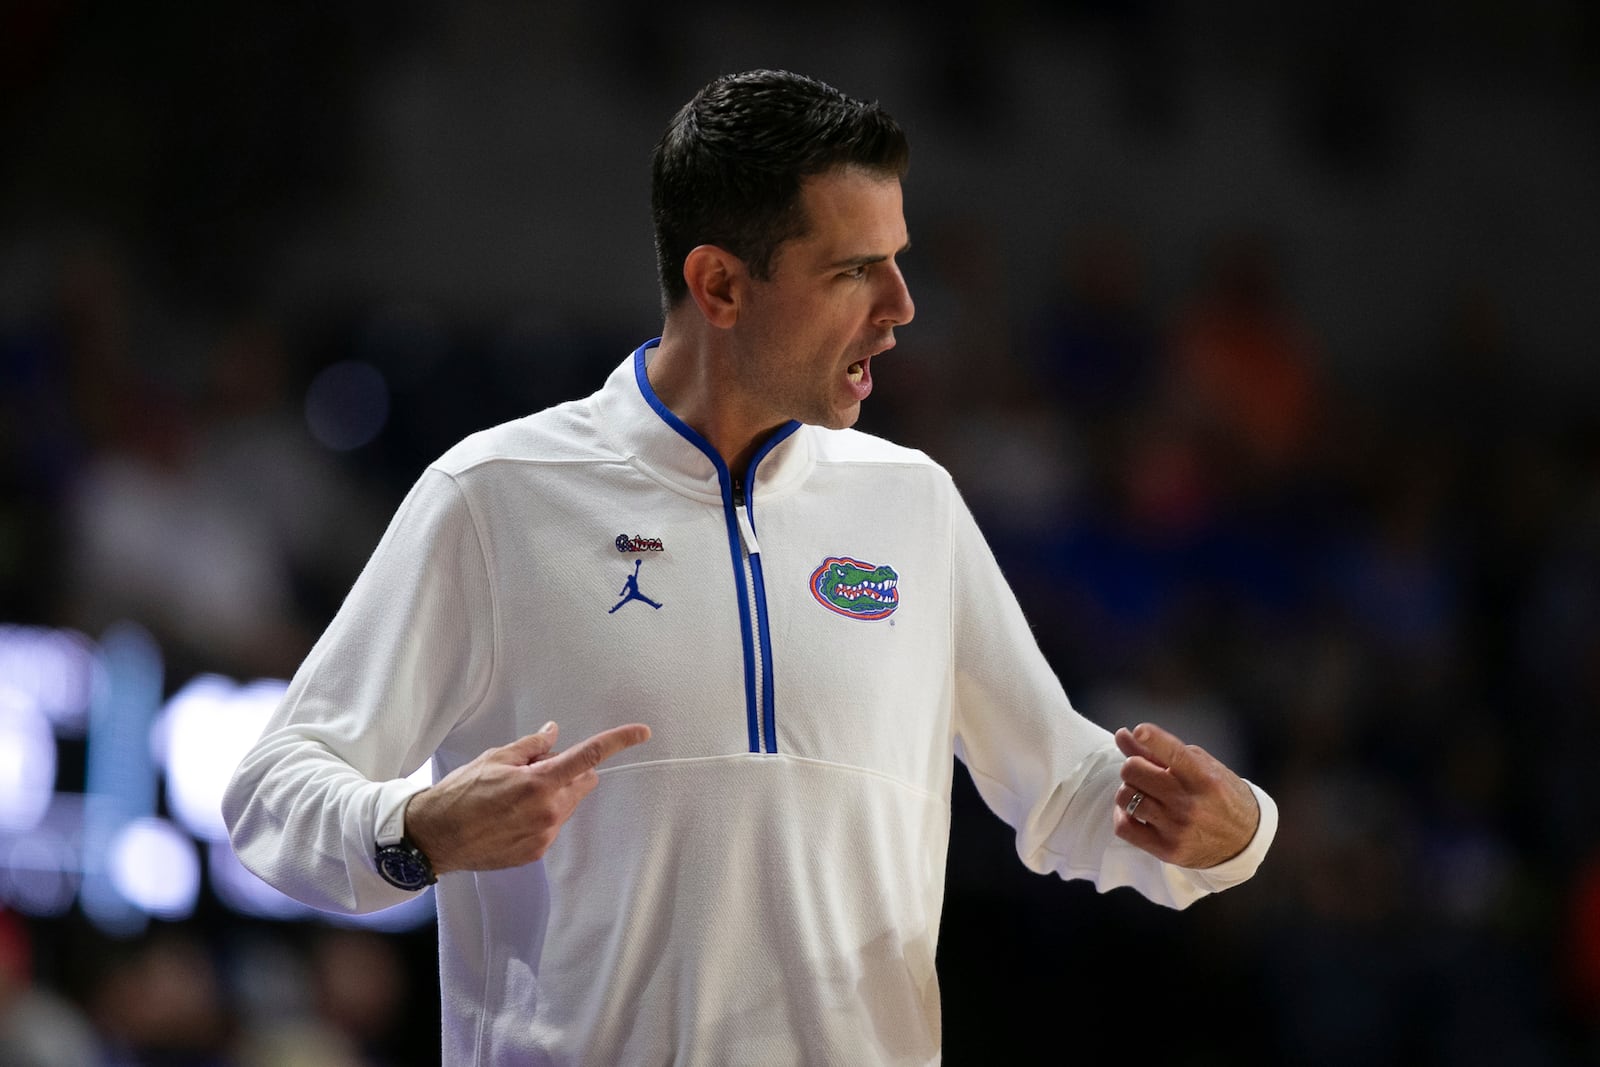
left=305, top=360, right=390, bottom=451
left=0, top=688, right=55, bottom=832
left=158, top=675, right=285, bottom=842
left=0, top=617, right=439, bottom=929
left=81, top=621, right=164, bottom=939
left=0, top=625, right=97, bottom=735
left=108, top=816, right=199, bottom=919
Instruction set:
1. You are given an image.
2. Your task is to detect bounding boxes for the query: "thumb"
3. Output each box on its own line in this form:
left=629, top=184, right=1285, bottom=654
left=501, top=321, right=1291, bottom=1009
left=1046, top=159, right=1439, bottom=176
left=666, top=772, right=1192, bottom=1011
left=499, top=721, right=559, bottom=764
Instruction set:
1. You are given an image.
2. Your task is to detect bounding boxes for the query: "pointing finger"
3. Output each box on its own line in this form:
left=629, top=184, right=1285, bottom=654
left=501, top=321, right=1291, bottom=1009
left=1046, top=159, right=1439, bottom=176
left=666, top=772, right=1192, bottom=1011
left=543, top=723, right=652, bottom=781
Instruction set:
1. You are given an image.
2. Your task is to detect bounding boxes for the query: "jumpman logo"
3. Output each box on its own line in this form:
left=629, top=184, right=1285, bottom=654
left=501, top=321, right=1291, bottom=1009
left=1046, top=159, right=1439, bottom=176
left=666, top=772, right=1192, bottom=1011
left=609, top=559, right=663, bottom=613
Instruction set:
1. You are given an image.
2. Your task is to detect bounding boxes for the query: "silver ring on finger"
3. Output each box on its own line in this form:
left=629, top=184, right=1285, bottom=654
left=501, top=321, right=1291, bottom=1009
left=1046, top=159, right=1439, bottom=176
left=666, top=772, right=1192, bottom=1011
left=1125, top=792, right=1144, bottom=819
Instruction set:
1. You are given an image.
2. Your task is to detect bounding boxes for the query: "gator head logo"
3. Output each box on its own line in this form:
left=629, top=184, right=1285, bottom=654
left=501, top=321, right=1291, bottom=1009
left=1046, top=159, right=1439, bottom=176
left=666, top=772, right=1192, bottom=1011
left=809, top=557, right=899, bottom=620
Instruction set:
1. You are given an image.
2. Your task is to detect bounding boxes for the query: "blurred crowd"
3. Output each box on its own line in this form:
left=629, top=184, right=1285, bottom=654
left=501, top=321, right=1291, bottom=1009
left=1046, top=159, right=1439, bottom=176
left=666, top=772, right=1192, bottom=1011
left=883, top=222, right=1600, bottom=1063
left=1, top=904, right=432, bottom=1067
left=3, top=2, right=1599, bottom=1064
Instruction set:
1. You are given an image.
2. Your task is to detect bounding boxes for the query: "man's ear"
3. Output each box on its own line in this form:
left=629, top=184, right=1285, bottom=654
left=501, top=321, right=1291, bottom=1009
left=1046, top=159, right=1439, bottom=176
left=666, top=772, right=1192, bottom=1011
left=682, top=244, right=743, bottom=329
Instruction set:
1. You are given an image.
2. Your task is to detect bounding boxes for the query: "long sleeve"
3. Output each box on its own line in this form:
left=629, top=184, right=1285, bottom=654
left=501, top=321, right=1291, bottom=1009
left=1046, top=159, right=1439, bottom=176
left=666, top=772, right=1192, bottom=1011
left=947, top=493, right=1276, bottom=909
left=222, top=467, right=497, bottom=913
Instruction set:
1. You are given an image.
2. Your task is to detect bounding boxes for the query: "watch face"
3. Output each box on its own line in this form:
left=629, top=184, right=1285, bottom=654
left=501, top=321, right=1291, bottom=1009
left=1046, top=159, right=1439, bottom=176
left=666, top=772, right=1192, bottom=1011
left=377, top=845, right=434, bottom=891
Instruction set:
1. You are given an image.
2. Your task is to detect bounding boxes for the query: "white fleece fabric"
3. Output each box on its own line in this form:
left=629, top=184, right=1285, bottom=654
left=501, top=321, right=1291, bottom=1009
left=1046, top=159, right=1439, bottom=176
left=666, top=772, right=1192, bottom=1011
left=224, top=340, right=1278, bottom=1065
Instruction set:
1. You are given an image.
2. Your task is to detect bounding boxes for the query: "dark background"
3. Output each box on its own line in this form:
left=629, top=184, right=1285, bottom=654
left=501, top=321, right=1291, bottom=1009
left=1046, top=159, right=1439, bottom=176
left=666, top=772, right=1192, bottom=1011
left=3, top=1, right=1599, bottom=1063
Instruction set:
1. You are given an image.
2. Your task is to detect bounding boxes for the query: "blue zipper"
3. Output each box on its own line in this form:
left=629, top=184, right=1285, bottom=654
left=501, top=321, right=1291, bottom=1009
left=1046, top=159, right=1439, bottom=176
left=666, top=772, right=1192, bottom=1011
left=632, top=341, right=796, bottom=753
left=740, top=431, right=795, bottom=752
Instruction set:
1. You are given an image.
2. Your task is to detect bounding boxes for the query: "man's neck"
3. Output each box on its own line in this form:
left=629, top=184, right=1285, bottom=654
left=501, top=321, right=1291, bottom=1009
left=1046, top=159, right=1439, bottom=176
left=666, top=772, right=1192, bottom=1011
left=646, top=327, right=785, bottom=484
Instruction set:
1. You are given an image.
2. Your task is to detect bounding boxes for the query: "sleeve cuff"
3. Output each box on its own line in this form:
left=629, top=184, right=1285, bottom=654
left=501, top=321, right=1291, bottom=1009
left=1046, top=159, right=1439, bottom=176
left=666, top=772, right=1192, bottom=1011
left=373, top=776, right=432, bottom=848
left=1186, top=780, right=1279, bottom=893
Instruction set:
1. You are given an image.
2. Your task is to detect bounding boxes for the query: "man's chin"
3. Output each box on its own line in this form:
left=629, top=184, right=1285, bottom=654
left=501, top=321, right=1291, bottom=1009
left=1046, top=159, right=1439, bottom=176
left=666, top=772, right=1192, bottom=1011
left=799, top=404, right=861, bottom=432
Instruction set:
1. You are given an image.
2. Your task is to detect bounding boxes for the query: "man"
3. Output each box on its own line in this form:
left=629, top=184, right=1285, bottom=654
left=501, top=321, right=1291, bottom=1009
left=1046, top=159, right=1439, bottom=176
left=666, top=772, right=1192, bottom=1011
left=225, top=69, right=1277, bottom=1064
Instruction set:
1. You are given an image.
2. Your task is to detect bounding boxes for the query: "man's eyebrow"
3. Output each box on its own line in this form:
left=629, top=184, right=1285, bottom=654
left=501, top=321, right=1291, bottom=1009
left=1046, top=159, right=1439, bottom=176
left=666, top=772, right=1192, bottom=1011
left=825, top=240, right=913, bottom=271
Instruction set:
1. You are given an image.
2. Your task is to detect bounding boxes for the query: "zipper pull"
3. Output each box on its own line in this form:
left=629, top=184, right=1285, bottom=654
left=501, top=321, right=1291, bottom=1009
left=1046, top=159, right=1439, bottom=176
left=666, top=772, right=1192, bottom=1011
left=735, top=502, right=761, bottom=556
left=732, top=477, right=761, bottom=553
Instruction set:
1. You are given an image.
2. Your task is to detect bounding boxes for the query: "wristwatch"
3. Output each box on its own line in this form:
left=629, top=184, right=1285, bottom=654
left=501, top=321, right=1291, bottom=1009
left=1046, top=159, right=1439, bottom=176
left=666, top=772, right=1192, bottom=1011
left=375, top=838, right=437, bottom=891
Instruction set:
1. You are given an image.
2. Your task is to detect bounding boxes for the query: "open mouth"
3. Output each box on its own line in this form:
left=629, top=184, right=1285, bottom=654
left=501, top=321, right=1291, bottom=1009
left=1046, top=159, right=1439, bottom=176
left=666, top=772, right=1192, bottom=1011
left=846, top=361, right=865, bottom=384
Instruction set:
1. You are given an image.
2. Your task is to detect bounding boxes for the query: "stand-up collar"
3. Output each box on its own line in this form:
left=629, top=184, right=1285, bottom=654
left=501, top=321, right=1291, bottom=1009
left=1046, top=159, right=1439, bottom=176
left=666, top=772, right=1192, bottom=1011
left=594, top=339, right=814, bottom=504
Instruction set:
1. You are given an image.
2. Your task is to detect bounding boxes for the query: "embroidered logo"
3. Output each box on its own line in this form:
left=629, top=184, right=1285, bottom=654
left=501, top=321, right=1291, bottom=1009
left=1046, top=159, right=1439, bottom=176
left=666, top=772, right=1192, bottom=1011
left=809, top=556, right=899, bottom=620
left=616, top=534, right=665, bottom=553
left=609, top=559, right=663, bottom=614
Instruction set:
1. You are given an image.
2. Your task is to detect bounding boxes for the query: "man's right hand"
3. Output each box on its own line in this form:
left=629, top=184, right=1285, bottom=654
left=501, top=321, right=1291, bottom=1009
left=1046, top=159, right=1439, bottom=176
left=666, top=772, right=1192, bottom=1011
left=403, top=721, right=652, bottom=874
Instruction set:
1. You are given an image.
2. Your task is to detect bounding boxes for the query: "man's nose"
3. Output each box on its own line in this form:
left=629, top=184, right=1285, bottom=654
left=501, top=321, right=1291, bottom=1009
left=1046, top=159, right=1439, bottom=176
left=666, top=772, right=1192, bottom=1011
left=876, top=264, right=914, bottom=328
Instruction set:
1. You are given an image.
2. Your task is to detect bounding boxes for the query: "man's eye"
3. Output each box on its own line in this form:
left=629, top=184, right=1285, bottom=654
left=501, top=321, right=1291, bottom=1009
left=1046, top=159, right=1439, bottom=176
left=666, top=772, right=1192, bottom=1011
left=841, top=265, right=867, bottom=280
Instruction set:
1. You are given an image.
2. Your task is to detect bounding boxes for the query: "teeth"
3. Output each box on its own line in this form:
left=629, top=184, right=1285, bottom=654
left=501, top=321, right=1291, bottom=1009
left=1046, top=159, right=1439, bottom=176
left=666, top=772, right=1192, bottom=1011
left=847, top=362, right=864, bottom=383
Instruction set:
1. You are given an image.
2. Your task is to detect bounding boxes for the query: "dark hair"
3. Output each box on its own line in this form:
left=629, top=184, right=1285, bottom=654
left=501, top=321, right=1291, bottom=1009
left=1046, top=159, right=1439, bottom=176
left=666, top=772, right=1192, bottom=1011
left=651, top=69, right=910, bottom=308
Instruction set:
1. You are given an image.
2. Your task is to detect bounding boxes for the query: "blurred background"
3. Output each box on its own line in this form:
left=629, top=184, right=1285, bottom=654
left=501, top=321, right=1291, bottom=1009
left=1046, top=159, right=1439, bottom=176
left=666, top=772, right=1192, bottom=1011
left=2, top=1, right=1599, bottom=1063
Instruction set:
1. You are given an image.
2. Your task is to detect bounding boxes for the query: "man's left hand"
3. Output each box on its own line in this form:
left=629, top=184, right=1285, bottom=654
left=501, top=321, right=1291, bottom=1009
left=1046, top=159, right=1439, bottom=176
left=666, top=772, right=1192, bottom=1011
left=1112, top=722, right=1260, bottom=869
